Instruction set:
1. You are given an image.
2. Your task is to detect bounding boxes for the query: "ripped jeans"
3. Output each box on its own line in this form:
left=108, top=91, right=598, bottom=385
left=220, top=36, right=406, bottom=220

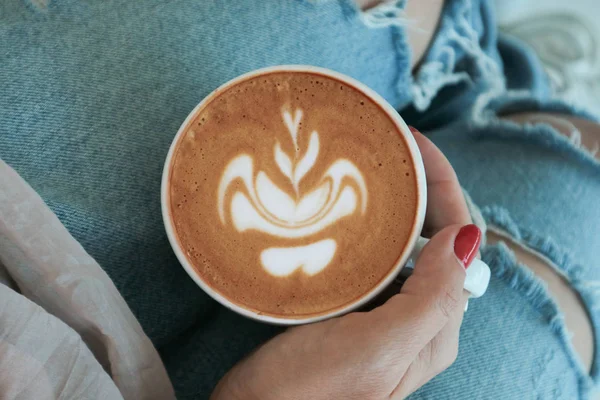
left=419, top=98, right=600, bottom=398
left=1, top=0, right=598, bottom=398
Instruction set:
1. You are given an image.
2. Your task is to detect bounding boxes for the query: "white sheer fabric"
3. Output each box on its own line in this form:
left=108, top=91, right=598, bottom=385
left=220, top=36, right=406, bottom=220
left=0, top=160, right=175, bottom=400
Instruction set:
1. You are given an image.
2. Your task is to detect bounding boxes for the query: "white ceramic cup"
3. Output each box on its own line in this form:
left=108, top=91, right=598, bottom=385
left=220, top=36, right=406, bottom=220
left=161, top=65, right=490, bottom=325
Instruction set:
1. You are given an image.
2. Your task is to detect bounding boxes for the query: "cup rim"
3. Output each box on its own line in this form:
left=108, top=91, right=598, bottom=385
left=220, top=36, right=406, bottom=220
left=161, top=65, right=427, bottom=325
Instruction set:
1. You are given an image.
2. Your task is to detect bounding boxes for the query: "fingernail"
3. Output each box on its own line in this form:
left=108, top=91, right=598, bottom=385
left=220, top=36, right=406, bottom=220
left=408, top=125, right=419, bottom=134
left=454, top=224, right=481, bottom=269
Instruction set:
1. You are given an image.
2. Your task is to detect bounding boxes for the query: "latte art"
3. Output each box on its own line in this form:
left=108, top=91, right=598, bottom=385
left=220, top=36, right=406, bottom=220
left=218, top=109, right=368, bottom=276
left=167, top=70, right=419, bottom=318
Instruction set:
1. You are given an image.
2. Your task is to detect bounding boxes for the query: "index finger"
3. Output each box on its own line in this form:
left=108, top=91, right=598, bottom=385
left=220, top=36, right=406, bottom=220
left=409, top=127, right=471, bottom=236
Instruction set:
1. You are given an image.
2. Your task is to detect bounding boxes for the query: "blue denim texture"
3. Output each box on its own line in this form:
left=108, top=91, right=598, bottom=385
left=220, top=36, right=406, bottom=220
left=1, top=0, right=598, bottom=398
left=424, top=109, right=600, bottom=399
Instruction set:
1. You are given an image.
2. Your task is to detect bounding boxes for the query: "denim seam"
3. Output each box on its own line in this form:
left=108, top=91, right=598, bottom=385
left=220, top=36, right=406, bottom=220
left=483, top=206, right=600, bottom=397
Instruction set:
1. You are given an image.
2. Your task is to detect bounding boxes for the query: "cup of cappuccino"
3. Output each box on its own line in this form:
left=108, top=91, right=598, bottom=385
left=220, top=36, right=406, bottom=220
left=161, top=66, right=490, bottom=325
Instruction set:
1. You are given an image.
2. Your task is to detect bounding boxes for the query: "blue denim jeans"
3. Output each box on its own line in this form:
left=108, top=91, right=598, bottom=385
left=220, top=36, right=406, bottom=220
left=1, top=0, right=598, bottom=398
left=421, top=98, right=600, bottom=398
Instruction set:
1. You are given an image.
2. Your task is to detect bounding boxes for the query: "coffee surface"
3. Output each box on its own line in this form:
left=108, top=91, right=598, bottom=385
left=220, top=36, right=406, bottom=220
left=168, top=71, right=419, bottom=318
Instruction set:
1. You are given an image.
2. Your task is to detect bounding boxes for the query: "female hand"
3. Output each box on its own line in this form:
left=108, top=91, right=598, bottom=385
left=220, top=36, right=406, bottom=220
left=210, top=129, right=482, bottom=400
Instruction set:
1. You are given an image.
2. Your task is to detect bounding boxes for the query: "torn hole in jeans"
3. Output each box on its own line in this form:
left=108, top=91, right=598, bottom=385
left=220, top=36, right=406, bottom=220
left=469, top=95, right=600, bottom=171
left=481, top=205, right=600, bottom=391
left=502, top=113, right=600, bottom=159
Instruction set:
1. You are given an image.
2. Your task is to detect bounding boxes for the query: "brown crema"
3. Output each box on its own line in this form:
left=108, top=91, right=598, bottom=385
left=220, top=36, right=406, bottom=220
left=168, top=71, right=419, bottom=319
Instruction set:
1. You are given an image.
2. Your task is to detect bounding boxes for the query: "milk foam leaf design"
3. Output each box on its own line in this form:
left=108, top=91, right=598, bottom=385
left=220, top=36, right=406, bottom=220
left=282, top=109, right=302, bottom=150
left=274, top=142, right=293, bottom=182
left=217, top=108, right=368, bottom=277
left=255, top=171, right=296, bottom=222
left=301, top=159, right=367, bottom=225
left=280, top=110, right=320, bottom=194
left=293, top=131, right=319, bottom=192
left=230, top=186, right=358, bottom=238
left=255, top=170, right=331, bottom=224
left=261, top=239, right=337, bottom=276
left=295, top=181, right=330, bottom=222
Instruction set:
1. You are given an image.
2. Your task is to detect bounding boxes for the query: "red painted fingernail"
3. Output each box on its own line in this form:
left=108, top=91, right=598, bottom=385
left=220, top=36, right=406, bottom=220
left=408, top=125, right=419, bottom=134
left=454, top=224, right=481, bottom=269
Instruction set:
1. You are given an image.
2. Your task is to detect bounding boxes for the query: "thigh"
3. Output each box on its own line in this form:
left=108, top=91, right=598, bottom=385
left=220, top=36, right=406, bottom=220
left=410, top=243, right=591, bottom=399
left=493, top=112, right=599, bottom=371
left=428, top=113, right=600, bottom=276
left=0, top=0, right=403, bottom=347
left=416, top=105, right=600, bottom=398
left=503, top=113, right=600, bottom=161
left=486, top=231, right=594, bottom=371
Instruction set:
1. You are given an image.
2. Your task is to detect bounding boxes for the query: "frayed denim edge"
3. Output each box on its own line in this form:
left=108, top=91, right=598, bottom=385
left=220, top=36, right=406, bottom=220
left=336, top=0, right=410, bottom=29
left=411, top=0, right=505, bottom=112
left=353, top=0, right=410, bottom=28
left=22, top=0, right=50, bottom=14
left=462, top=188, right=487, bottom=246
left=481, top=206, right=599, bottom=398
left=336, top=0, right=414, bottom=107
left=339, top=0, right=503, bottom=118
left=467, top=94, right=600, bottom=172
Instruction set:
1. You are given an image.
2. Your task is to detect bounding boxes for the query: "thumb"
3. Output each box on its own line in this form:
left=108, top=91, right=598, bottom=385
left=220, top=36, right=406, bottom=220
left=368, top=224, right=481, bottom=357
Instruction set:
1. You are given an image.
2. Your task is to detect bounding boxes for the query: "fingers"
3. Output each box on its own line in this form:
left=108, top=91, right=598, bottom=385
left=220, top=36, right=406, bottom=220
left=409, top=127, right=471, bottom=236
left=391, top=290, right=469, bottom=400
left=355, top=129, right=481, bottom=397
left=398, top=224, right=470, bottom=338
left=366, top=224, right=480, bottom=370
